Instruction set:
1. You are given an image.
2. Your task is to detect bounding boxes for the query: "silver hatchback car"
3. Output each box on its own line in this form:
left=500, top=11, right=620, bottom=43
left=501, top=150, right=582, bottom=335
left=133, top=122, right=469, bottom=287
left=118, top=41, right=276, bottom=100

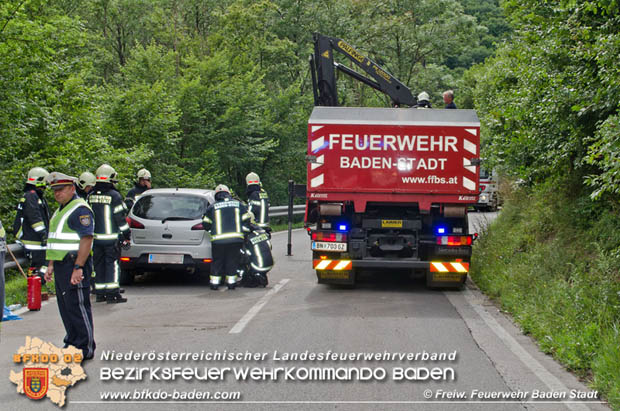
left=119, top=188, right=215, bottom=284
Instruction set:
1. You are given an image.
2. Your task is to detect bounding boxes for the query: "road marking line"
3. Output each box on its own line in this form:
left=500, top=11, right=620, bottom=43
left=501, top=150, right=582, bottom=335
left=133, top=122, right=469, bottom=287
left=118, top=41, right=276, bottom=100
left=229, top=279, right=290, bottom=334
left=447, top=288, right=591, bottom=411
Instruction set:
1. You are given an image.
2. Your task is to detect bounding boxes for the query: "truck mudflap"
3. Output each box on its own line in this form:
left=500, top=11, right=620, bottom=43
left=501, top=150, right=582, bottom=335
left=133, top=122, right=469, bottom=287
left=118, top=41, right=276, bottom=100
left=427, top=261, right=469, bottom=288
left=313, top=259, right=355, bottom=285
left=313, top=258, right=468, bottom=288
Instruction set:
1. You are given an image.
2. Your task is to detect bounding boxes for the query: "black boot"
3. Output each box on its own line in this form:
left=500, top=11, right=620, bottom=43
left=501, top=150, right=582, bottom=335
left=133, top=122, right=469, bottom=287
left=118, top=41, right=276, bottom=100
left=106, top=293, right=127, bottom=304
left=95, top=294, right=106, bottom=302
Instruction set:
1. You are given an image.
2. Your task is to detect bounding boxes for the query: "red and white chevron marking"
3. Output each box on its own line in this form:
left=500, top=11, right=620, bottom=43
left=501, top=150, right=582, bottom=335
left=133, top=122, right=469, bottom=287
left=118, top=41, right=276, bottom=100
left=313, top=259, right=352, bottom=270
left=462, top=128, right=478, bottom=191
left=429, top=262, right=470, bottom=273
left=310, top=125, right=325, bottom=188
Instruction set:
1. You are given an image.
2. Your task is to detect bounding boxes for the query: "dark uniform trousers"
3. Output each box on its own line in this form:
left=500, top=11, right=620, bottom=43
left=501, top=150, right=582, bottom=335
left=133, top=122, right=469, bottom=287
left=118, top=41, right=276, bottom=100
left=93, top=242, right=120, bottom=296
left=54, top=255, right=95, bottom=359
left=27, top=250, right=47, bottom=275
left=212, top=242, right=243, bottom=282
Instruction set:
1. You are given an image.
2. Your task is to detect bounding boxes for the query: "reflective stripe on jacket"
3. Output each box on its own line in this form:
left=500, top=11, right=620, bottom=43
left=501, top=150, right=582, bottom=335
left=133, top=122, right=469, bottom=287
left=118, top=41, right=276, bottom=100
left=46, top=198, right=93, bottom=261
left=202, top=198, right=251, bottom=244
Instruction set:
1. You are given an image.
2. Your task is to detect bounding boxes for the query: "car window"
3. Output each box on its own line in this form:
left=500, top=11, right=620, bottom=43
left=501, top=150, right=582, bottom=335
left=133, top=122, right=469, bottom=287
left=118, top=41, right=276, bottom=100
left=133, top=194, right=209, bottom=220
left=479, top=168, right=490, bottom=179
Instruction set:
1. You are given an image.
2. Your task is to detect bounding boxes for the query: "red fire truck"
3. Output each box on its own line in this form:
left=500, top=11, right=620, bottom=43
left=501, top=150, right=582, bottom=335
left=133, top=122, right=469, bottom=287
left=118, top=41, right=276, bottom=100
left=305, top=34, right=480, bottom=288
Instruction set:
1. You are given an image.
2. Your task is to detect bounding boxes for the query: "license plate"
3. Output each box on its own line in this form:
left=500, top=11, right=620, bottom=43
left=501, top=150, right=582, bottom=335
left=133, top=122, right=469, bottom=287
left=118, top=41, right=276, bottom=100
left=382, top=219, right=403, bottom=228
left=312, top=241, right=347, bottom=252
left=148, top=254, right=184, bottom=264
left=432, top=272, right=465, bottom=282
left=318, top=270, right=352, bottom=280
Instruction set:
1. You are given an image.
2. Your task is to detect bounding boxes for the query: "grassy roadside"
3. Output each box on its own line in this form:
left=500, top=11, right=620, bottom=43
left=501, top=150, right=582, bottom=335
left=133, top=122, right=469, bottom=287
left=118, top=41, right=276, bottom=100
left=4, top=270, right=55, bottom=307
left=470, top=178, right=620, bottom=408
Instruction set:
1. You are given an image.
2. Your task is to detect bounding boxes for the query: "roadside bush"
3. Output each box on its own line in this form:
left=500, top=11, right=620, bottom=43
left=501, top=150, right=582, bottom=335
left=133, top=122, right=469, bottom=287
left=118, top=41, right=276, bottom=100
left=471, top=178, right=620, bottom=408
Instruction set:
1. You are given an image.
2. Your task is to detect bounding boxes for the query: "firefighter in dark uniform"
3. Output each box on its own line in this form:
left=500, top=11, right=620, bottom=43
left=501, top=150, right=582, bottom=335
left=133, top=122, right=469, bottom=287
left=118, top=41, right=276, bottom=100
left=89, top=164, right=130, bottom=303
left=13, top=167, right=51, bottom=281
left=245, top=172, right=270, bottom=230
left=76, top=172, right=96, bottom=199
left=202, top=184, right=252, bottom=290
left=124, top=168, right=151, bottom=211
left=44, top=172, right=95, bottom=360
left=240, top=224, right=273, bottom=287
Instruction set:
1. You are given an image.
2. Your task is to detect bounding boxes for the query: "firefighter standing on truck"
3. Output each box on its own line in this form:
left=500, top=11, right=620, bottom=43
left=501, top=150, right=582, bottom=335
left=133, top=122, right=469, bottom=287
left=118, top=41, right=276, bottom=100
left=124, top=168, right=151, bottom=211
left=245, top=172, right=270, bottom=230
left=202, top=184, right=252, bottom=290
left=14, top=167, right=51, bottom=281
left=89, top=164, right=129, bottom=303
left=44, top=172, right=95, bottom=360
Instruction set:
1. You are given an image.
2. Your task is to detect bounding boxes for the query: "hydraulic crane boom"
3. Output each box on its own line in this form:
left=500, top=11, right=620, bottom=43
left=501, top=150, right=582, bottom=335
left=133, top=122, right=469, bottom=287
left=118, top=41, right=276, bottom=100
left=309, top=33, right=416, bottom=107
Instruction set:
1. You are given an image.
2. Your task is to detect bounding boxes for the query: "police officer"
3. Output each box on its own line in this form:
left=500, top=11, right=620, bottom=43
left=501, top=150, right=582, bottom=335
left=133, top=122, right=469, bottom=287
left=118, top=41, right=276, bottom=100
left=76, top=172, right=96, bottom=199
left=245, top=172, right=270, bottom=230
left=89, top=164, right=129, bottom=303
left=202, top=184, right=252, bottom=290
left=13, top=167, right=51, bottom=280
left=44, top=172, right=95, bottom=360
left=124, top=168, right=151, bottom=210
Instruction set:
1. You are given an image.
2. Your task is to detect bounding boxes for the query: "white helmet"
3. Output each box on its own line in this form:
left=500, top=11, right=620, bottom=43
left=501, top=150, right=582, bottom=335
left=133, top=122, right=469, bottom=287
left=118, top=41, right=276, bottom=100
left=215, top=184, right=230, bottom=195
left=245, top=172, right=260, bottom=185
left=27, top=167, right=49, bottom=187
left=96, top=164, right=118, bottom=183
left=77, top=172, right=96, bottom=190
left=137, top=168, right=151, bottom=180
left=417, top=91, right=430, bottom=102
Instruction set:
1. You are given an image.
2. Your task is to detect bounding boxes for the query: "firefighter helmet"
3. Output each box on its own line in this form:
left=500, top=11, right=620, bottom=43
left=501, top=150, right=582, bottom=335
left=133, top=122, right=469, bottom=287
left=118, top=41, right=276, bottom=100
left=26, top=167, right=49, bottom=187
left=215, top=184, right=230, bottom=195
left=137, top=168, right=151, bottom=180
left=96, top=164, right=118, bottom=183
left=77, top=172, right=96, bottom=190
left=417, top=91, right=430, bottom=102
left=245, top=172, right=260, bottom=186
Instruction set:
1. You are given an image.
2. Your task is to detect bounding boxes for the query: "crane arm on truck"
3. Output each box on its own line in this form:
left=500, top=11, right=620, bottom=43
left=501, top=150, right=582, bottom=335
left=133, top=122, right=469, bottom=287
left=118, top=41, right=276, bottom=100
left=309, top=33, right=416, bottom=107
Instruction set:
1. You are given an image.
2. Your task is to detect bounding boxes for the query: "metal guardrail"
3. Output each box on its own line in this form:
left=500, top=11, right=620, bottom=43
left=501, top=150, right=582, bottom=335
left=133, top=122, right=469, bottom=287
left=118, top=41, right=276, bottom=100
left=269, top=204, right=305, bottom=217
left=3, top=204, right=306, bottom=269
left=4, top=243, right=28, bottom=270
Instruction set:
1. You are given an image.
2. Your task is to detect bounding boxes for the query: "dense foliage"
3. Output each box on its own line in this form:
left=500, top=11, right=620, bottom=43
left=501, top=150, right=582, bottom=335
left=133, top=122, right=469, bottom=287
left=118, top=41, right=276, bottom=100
left=469, top=0, right=620, bottom=200
left=0, top=0, right=506, bottom=226
left=467, top=1, right=620, bottom=406
left=471, top=179, right=620, bottom=408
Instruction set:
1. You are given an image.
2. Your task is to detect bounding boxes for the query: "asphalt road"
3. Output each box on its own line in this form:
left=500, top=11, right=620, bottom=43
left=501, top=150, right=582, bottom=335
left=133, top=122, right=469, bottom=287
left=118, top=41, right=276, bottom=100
left=0, top=211, right=609, bottom=411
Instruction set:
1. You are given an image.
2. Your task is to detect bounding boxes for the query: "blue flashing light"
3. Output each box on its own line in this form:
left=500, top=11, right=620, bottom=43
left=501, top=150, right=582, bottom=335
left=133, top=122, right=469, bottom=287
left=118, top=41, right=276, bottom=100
left=338, top=224, right=348, bottom=231
left=436, top=226, right=447, bottom=235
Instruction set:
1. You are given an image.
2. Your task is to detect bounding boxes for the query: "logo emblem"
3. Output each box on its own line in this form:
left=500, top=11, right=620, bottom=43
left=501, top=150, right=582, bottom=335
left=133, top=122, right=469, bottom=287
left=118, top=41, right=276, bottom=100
left=79, top=215, right=91, bottom=226
left=23, top=368, right=48, bottom=400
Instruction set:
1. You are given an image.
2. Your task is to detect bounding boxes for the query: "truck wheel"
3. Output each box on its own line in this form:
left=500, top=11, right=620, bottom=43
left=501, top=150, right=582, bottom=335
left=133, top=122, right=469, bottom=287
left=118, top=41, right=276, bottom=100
left=119, top=269, right=135, bottom=285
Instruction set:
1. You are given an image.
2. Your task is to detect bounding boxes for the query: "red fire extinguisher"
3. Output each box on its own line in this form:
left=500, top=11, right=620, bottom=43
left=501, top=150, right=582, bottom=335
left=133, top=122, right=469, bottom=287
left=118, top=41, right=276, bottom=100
left=28, top=273, right=42, bottom=311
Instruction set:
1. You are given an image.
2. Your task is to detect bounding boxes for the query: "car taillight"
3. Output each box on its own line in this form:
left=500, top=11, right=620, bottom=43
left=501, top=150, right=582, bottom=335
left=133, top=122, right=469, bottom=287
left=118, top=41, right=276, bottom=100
left=437, top=236, right=472, bottom=246
left=479, top=184, right=487, bottom=191
left=311, top=231, right=347, bottom=242
left=191, top=223, right=205, bottom=230
left=120, top=257, right=131, bottom=262
left=127, top=217, right=145, bottom=229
